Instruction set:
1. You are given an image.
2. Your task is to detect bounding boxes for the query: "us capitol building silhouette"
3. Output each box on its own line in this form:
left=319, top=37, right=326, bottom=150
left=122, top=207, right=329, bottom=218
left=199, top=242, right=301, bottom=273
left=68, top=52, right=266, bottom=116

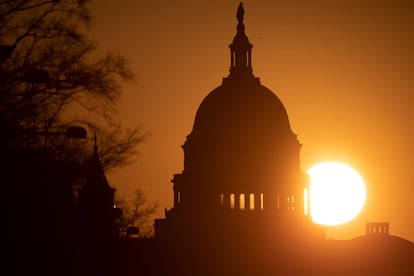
left=134, top=3, right=413, bottom=275
left=155, top=2, right=323, bottom=246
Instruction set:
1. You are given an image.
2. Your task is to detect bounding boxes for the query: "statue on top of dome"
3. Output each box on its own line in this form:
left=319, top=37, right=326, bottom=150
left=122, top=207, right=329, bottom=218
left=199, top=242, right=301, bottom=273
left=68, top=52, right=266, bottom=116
left=237, top=2, right=244, bottom=23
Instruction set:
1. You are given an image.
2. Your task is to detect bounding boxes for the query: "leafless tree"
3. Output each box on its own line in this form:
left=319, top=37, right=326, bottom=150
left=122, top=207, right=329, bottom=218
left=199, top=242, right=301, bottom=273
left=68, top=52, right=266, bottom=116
left=0, top=0, right=145, bottom=169
left=115, top=189, right=159, bottom=238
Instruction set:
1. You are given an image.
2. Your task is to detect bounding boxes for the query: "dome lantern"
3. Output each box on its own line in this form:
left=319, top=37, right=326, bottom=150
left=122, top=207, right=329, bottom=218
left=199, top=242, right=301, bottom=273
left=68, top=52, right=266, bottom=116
left=229, top=2, right=253, bottom=77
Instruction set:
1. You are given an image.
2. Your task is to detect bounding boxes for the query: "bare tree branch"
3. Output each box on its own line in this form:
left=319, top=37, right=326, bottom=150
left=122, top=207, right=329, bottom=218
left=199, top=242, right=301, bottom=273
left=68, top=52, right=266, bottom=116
left=1, top=0, right=143, bottom=170
left=115, top=189, right=159, bottom=238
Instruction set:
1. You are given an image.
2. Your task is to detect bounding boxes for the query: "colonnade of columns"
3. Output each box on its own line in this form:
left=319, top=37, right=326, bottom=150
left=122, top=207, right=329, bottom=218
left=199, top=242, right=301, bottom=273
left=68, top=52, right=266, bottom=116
left=221, top=192, right=263, bottom=211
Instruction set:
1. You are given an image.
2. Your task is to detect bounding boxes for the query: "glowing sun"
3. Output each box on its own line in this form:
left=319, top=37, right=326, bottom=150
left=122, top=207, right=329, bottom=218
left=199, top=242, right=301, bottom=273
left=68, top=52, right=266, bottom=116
left=307, top=162, right=366, bottom=226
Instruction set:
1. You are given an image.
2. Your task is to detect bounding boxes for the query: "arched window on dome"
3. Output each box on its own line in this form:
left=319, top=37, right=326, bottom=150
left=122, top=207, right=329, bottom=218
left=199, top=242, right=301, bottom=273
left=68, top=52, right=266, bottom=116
left=239, top=194, right=245, bottom=210
left=230, top=194, right=235, bottom=209
left=249, top=193, right=255, bottom=210
left=260, top=193, right=264, bottom=210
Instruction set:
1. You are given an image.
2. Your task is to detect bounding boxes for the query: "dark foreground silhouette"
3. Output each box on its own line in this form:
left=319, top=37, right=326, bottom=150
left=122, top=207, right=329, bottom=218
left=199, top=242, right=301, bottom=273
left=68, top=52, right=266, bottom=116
left=118, top=234, right=414, bottom=276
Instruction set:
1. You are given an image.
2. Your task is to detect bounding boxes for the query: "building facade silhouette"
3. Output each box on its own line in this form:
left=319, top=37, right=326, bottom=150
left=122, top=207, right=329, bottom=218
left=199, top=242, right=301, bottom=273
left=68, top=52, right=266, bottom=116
left=154, top=5, right=324, bottom=272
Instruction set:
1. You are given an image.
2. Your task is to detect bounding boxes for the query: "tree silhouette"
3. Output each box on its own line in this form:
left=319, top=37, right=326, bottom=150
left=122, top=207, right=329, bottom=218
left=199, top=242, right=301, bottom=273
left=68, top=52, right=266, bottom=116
left=116, top=189, right=159, bottom=238
left=0, top=0, right=144, bottom=168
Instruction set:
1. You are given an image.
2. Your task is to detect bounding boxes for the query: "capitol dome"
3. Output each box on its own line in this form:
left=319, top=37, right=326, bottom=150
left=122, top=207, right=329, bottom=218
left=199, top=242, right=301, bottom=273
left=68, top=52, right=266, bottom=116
left=192, top=4, right=292, bottom=142
left=167, top=3, right=307, bottom=220
left=180, top=3, right=301, bottom=196
left=192, top=78, right=293, bottom=147
left=155, top=2, right=323, bottom=258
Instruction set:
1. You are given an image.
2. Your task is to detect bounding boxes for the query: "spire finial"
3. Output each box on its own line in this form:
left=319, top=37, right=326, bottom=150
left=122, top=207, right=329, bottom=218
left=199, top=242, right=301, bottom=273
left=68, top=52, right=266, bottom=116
left=237, top=2, right=244, bottom=23
left=228, top=2, right=253, bottom=77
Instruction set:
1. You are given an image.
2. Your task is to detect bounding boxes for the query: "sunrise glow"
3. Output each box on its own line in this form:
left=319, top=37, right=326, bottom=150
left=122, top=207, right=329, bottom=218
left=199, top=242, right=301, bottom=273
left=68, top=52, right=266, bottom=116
left=307, top=162, right=366, bottom=226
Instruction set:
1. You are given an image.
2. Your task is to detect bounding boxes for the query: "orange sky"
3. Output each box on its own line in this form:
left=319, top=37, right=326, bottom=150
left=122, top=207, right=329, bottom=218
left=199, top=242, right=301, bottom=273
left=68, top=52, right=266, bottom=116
left=90, top=0, right=414, bottom=242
